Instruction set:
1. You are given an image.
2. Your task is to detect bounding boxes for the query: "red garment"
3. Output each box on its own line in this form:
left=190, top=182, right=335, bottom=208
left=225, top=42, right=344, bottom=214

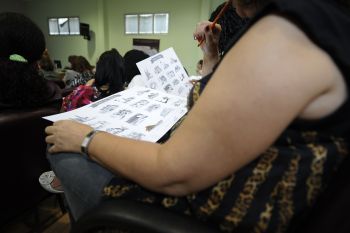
left=61, top=85, right=99, bottom=112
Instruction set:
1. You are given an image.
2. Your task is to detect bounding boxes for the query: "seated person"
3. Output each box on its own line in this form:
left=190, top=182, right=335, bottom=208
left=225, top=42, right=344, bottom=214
left=61, top=48, right=126, bottom=112
left=64, top=56, right=95, bottom=88
left=195, top=1, right=248, bottom=76
left=63, top=55, right=80, bottom=84
left=38, top=50, right=65, bottom=88
left=40, top=48, right=126, bottom=192
left=0, top=12, right=61, bottom=110
left=44, top=1, right=350, bottom=232
left=123, top=49, right=150, bottom=88
left=65, top=55, right=78, bottom=70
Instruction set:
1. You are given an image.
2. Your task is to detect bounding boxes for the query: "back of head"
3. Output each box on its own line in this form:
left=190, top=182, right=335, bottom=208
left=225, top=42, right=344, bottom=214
left=123, top=49, right=149, bottom=84
left=95, top=48, right=126, bottom=96
left=0, top=12, right=45, bottom=63
left=75, top=56, right=93, bottom=73
left=0, top=12, right=50, bottom=107
left=39, top=54, right=55, bottom=71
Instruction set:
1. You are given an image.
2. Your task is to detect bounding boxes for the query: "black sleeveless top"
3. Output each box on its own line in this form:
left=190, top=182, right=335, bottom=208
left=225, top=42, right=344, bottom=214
left=104, top=1, right=350, bottom=232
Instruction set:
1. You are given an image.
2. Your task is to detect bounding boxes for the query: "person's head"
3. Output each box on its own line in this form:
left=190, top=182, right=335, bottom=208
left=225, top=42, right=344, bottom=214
left=75, top=56, right=94, bottom=73
left=67, top=55, right=78, bottom=70
left=0, top=12, right=51, bottom=107
left=196, top=59, right=203, bottom=76
left=39, top=53, right=55, bottom=71
left=94, top=48, right=126, bottom=97
left=123, top=49, right=149, bottom=84
left=209, top=2, right=248, bottom=54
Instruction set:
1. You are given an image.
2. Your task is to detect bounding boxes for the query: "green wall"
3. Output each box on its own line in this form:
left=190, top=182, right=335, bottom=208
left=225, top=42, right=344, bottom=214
left=24, top=0, right=102, bottom=66
left=21, top=0, right=226, bottom=75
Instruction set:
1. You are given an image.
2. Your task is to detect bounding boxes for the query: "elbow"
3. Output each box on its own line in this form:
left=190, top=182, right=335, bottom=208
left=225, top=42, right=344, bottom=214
left=159, top=181, right=195, bottom=197
left=154, top=166, right=198, bottom=196
left=152, top=145, right=200, bottom=196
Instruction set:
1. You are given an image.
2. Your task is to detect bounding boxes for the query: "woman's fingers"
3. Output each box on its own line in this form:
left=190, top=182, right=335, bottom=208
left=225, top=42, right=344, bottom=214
left=193, top=21, right=211, bottom=41
left=45, top=125, right=55, bottom=135
left=45, top=134, right=55, bottom=144
left=48, top=144, right=57, bottom=154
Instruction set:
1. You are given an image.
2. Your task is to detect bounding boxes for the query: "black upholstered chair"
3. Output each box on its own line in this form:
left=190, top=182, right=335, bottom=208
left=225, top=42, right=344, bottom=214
left=0, top=105, right=63, bottom=227
left=71, top=155, right=350, bottom=233
left=71, top=199, right=221, bottom=233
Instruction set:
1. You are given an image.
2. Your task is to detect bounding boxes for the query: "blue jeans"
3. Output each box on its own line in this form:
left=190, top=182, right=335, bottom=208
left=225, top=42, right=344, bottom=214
left=47, top=151, right=114, bottom=221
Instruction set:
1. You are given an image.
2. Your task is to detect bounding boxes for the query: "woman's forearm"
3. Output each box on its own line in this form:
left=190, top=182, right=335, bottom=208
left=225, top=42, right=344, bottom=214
left=87, top=131, right=190, bottom=196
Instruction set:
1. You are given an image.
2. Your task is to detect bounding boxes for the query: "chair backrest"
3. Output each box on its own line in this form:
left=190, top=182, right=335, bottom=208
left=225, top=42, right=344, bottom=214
left=0, top=105, right=60, bottom=225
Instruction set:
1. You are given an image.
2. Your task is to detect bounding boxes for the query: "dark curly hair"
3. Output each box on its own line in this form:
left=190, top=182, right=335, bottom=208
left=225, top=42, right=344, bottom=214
left=94, top=48, right=126, bottom=97
left=0, top=12, right=51, bottom=107
left=209, top=2, right=248, bottom=55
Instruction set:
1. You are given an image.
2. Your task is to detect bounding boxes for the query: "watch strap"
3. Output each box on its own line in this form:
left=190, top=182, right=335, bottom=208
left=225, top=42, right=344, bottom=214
left=81, top=130, right=99, bottom=157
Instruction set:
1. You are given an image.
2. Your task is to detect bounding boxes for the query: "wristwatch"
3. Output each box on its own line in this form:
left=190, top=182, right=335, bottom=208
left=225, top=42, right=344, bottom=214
left=81, top=130, right=100, bottom=157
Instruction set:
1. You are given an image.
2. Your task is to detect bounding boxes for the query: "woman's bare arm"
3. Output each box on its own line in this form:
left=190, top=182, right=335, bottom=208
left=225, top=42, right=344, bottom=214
left=46, top=15, right=345, bottom=196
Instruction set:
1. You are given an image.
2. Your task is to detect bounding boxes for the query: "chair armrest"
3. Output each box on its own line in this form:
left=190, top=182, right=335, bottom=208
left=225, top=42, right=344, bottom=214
left=71, top=199, right=221, bottom=233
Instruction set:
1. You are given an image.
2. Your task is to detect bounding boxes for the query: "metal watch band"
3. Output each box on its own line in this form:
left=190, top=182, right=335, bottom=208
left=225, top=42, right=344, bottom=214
left=81, top=130, right=99, bottom=157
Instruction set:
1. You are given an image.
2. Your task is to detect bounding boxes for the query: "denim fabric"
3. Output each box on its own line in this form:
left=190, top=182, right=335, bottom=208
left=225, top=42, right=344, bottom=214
left=47, top=151, right=114, bottom=221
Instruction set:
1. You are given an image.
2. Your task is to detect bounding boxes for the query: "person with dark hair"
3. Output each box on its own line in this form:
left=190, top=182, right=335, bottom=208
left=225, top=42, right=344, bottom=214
left=195, top=2, right=247, bottom=76
left=75, top=56, right=94, bottom=74
left=39, top=50, right=55, bottom=72
left=63, top=55, right=80, bottom=86
left=94, top=48, right=126, bottom=98
left=67, top=55, right=78, bottom=70
left=45, top=0, right=350, bottom=232
left=123, top=49, right=149, bottom=87
left=38, top=50, right=65, bottom=88
left=65, top=56, right=95, bottom=88
left=0, top=12, right=61, bottom=109
left=209, top=2, right=248, bottom=55
left=60, top=49, right=125, bottom=112
left=40, top=48, right=126, bottom=192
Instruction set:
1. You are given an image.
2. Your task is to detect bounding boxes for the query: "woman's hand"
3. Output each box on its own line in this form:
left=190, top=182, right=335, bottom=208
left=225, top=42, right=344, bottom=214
left=193, top=20, right=221, bottom=56
left=45, top=120, right=93, bottom=154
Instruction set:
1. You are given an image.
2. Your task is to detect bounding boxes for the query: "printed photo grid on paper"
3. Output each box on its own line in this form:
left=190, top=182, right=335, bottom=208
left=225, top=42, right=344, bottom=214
left=136, top=47, right=193, bottom=98
left=44, top=87, right=188, bottom=142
